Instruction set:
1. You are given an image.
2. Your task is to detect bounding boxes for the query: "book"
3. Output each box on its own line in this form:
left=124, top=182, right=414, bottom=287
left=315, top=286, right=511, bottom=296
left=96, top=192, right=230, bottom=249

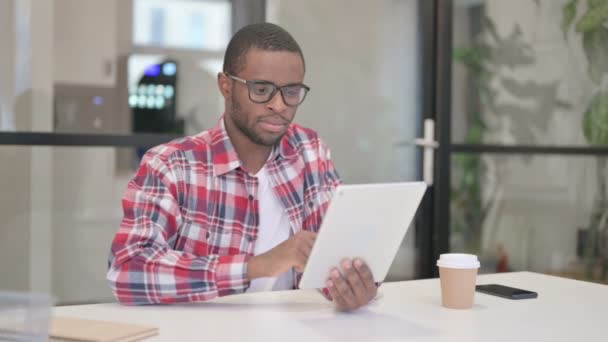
left=49, top=316, right=159, bottom=342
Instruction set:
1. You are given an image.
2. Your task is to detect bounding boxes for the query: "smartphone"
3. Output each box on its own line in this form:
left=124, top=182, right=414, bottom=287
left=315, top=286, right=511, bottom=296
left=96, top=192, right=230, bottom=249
left=475, top=284, right=538, bottom=300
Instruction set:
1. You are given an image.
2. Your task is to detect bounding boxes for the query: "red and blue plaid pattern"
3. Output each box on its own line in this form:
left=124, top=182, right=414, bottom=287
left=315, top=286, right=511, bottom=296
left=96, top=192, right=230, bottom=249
left=107, top=118, right=340, bottom=304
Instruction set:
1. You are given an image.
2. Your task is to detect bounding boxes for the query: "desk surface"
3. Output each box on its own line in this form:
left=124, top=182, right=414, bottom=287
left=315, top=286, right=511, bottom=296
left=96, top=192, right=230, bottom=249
left=53, top=272, right=608, bottom=341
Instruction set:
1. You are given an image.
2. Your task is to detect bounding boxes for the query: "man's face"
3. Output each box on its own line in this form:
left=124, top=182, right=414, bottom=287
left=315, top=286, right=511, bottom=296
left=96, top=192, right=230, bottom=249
left=223, top=48, right=305, bottom=147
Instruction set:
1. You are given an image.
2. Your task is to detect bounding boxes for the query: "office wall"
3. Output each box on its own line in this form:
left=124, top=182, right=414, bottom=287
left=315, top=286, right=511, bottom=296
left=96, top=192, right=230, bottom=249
left=0, top=0, right=15, bottom=130
left=0, top=0, right=54, bottom=295
left=51, top=147, right=129, bottom=303
left=0, top=1, right=28, bottom=291
left=53, top=0, right=117, bottom=86
left=0, top=147, right=31, bottom=291
left=49, top=0, right=124, bottom=303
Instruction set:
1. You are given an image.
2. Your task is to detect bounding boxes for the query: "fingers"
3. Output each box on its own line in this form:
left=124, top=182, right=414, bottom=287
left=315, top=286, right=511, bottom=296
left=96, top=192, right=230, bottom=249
left=351, top=259, right=374, bottom=291
left=353, top=258, right=378, bottom=301
left=298, top=231, right=317, bottom=250
left=326, top=278, right=349, bottom=311
left=328, top=269, right=355, bottom=311
left=262, top=231, right=318, bottom=276
left=341, top=259, right=368, bottom=306
left=294, top=249, right=309, bottom=273
left=331, top=268, right=360, bottom=310
left=297, top=244, right=312, bottom=259
left=290, top=231, right=316, bottom=258
left=326, top=259, right=377, bottom=311
left=292, top=231, right=316, bottom=272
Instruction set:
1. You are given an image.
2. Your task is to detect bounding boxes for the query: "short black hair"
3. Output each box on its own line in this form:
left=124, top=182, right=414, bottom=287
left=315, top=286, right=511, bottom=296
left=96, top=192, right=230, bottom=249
left=223, top=22, right=305, bottom=75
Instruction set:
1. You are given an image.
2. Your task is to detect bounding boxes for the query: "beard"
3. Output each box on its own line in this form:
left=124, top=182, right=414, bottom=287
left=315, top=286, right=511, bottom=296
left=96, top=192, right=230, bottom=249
left=229, top=93, right=289, bottom=147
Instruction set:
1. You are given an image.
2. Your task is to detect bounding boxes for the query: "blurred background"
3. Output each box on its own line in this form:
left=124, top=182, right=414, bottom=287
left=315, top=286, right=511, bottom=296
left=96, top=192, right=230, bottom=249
left=0, top=0, right=607, bottom=305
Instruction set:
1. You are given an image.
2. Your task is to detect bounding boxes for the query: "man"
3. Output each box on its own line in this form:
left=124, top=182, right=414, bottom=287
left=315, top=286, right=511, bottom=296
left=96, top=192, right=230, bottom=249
left=107, top=23, right=377, bottom=311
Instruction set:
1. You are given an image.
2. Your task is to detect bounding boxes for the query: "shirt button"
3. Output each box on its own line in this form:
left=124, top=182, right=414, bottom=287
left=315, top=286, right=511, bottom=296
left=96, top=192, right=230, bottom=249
left=248, top=195, right=254, bottom=201
left=308, top=201, right=314, bottom=208
left=206, top=231, right=210, bottom=240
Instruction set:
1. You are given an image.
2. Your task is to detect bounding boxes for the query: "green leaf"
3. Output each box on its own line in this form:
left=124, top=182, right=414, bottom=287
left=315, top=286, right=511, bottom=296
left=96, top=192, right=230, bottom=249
left=576, top=2, right=608, bottom=33
left=562, top=0, right=579, bottom=38
left=453, top=154, right=468, bottom=167
left=465, top=124, right=483, bottom=144
left=582, top=28, right=608, bottom=83
left=583, top=92, right=608, bottom=145
left=453, top=45, right=492, bottom=74
left=588, top=0, right=608, bottom=9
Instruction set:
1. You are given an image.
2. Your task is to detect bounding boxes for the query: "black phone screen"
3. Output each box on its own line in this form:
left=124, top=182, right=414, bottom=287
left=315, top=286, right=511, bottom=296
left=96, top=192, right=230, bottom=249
left=475, top=284, right=538, bottom=300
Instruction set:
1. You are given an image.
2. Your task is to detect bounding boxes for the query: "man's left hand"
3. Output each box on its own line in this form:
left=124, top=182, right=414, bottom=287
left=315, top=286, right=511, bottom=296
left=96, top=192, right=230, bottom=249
left=326, top=258, right=377, bottom=312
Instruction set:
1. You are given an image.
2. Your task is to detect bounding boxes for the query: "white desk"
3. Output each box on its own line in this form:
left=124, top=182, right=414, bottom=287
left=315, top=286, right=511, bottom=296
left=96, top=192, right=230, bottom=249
left=53, top=272, right=608, bottom=341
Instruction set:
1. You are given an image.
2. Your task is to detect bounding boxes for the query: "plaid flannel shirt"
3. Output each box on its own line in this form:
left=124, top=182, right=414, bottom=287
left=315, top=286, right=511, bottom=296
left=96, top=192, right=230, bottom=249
left=107, top=118, right=341, bottom=304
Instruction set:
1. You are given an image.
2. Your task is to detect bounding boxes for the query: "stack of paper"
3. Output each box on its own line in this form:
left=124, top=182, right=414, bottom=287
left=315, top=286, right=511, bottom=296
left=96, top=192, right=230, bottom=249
left=49, top=316, right=158, bottom=342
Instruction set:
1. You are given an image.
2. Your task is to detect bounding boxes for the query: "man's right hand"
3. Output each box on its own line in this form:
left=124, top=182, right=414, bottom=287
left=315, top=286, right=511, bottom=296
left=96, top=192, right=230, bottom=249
left=247, top=231, right=317, bottom=280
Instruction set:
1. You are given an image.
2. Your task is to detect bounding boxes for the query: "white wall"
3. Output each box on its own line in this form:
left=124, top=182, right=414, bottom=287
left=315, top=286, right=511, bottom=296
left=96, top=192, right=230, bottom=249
left=0, top=146, right=31, bottom=291
left=0, top=3, right=29, bottom=292
left=49, top=0, right=126, bottom=303
left=0, top=0, right=29, bottom=293
left=51, top=147, right=129, bottom=303
left=0, top=0, right=16, bottom=130
left=53, top=0, right=117, bottom=86
left=0, top=0, right=54, bottom=296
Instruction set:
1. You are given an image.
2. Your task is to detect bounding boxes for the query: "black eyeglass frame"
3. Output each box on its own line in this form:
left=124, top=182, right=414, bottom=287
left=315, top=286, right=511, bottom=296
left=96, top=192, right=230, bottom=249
left=225, top=73, right=310, bottom=107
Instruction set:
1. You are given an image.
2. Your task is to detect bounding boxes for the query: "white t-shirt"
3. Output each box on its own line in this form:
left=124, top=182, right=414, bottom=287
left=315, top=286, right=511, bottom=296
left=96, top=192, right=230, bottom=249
left=247, top=165, right=294, bottom=292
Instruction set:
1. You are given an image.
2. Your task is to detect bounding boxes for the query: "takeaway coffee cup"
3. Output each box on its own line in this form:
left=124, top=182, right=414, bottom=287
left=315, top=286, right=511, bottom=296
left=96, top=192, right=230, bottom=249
left=437, top=253, right=480, bottom=309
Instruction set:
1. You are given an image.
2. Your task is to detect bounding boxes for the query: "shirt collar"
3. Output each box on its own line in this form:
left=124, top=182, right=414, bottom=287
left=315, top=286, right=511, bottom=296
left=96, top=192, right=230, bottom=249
left=211, top=115, right=297, bottom=176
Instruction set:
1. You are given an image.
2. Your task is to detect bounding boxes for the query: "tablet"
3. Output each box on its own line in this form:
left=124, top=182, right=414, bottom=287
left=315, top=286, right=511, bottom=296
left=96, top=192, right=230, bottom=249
left=298, top=181, right=427, bottom=289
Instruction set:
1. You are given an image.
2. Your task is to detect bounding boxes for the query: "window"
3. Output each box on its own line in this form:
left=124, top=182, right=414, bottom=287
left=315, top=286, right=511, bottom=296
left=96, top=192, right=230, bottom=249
left=133, top=0, right=232, bottom=51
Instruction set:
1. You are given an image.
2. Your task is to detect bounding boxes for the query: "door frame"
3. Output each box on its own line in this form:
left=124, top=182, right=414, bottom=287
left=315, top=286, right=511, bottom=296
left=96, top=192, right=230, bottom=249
left=415, top=0, right=452, bottom=279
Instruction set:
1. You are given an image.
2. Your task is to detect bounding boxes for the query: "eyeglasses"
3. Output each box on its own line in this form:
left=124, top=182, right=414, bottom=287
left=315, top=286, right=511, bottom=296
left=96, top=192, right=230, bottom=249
left=225, top=74, right=310, bottom=107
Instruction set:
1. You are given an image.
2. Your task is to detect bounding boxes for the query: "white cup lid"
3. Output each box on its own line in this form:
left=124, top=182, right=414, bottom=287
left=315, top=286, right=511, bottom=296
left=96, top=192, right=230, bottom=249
left=436, top=253, right=480, bottom=269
